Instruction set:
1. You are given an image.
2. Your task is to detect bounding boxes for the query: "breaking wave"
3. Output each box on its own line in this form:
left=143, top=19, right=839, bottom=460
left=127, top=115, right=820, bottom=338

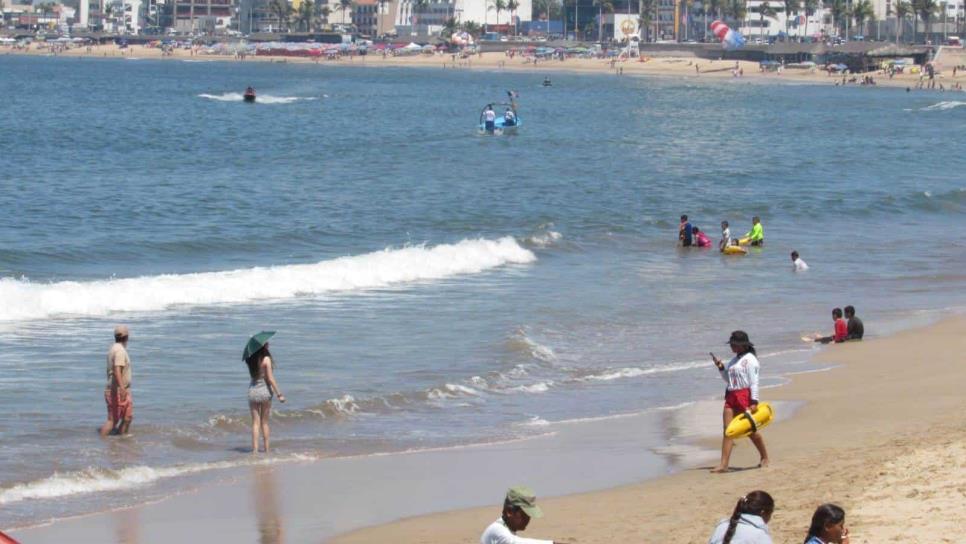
left=920, top=100, right=966, bottom=111
left=0, top=237, right=536, bottom=322
left=198, top=92, right=318, bottom=104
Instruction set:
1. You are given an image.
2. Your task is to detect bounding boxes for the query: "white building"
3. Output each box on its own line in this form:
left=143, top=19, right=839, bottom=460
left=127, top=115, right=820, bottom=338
left=122, top=0, right=143, bottom=33
left=740, top=0, right=830, bottom=40
left=393, top=0, right=532, bottom=35
left=79, top=0, right=89, bottom=27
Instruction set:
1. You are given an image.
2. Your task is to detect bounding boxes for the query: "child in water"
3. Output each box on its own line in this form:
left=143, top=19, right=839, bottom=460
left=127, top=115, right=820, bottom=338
left=720, top=221, right=732, bottom=251
left=693, top=226, right=713, bottom=248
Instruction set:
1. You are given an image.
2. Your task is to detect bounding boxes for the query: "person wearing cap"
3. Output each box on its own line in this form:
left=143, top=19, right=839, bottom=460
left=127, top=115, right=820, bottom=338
left=100, top=325, right=133, bottom=436
left=244, top=331, right=285, bottom=454
left=481, top=486, right=565, bottom=544
left=710, top=331, right=770, bottom=473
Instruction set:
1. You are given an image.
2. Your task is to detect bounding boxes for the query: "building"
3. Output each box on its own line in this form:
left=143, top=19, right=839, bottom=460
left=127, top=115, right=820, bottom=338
left=173, top=0, right=233, bottom=33
left=739, top=0, right=828, bottom=40
left=393, top=0, right=531, bottom=36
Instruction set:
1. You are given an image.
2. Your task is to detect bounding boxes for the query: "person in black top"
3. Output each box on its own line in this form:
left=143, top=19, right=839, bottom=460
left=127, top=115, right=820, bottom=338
left=844, top=306, right=864, bottom=340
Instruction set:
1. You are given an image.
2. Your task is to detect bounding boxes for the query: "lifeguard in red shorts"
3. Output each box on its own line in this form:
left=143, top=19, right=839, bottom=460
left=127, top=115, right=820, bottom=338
left=710, top=330, right=769, bottom=473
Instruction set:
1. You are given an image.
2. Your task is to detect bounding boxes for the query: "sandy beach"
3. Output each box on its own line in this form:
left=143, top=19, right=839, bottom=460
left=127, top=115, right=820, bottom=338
left=6, top=42, right=966, bottom=92
left=330, top=317, right=966, bottom=544
left=11, top=316, right=965, bottom=543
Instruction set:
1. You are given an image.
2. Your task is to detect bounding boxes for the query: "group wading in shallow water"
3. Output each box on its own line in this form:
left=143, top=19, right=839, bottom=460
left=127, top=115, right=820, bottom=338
left=680, top=215, right=763, bottom=254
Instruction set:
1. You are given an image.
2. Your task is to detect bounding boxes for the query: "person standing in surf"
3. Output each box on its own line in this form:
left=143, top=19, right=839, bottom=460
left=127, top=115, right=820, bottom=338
left=483, top=105, right=496, bottom=133
left=244, top=331, right=286, bottom=454
left=710, top=331, right=770, bottom=473
left=100, top=325, right=133, bottom=436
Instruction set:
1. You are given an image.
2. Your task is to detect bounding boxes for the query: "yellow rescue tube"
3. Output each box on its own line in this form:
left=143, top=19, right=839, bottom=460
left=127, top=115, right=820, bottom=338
left=722, top=245, right=748, bottom=255
left=725, top=402, right=774, bottom=439
left=738, top=237, right=752, bottom=246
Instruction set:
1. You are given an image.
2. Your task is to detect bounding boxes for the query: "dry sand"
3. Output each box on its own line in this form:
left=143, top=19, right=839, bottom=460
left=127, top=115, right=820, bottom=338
left=7, top=43, right=966, bottom=92
left=332, top=317, right=966, bottom=544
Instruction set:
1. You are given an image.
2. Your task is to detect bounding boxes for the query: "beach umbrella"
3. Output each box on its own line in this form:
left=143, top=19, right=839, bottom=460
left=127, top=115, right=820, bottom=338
left=243, top=331, right=275, bottom=361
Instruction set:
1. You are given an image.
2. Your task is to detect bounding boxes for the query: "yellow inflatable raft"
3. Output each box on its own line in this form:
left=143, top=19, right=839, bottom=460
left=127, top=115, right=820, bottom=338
left=722, top=245, right=748, bottom=255
left=725, top=402, right=774, bottom=439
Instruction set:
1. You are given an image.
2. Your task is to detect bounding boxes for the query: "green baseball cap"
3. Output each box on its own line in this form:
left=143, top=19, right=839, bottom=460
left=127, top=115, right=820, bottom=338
left=505, top=486, right=543, bottom=519
left=243, top=331, right=275, bottom=361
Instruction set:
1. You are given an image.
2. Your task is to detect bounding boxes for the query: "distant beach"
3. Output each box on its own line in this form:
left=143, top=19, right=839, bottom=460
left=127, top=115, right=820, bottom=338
left=6, top=42, right=966, bottom=91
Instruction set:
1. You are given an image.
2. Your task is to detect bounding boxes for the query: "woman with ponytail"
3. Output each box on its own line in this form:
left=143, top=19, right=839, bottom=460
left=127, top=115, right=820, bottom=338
left=804, top=504, right=849, bottom=544
left=708, top=490, right=774, bottom=544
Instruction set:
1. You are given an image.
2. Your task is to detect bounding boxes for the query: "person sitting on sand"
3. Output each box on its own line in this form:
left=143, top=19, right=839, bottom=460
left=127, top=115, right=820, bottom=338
left=844, top=306, right=863, bottom=341
left=708, top=490, right=775, bottom=544
left=791, top=250, right=809, bottom=272
left=710, top=331, right=770, bottom=473
left=743, top=216, right=764, bottom=246
left=812, top=308, right=848, bottom=344
left=804, top=503, right=850, bottom=544
left=480, top=486, right=567, bottom=544
left=693, top=226, right=713, bottom=248
left=720, top=221, right=732, bottom=251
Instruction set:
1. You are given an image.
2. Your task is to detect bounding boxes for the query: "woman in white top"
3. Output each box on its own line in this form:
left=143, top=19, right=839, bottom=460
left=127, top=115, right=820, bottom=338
left=710, top=331, right=770, bottom=473
left=708, top=490, right=774, bottom=544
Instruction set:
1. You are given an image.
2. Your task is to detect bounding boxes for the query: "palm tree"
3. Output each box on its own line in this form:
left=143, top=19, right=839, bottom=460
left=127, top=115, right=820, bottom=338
left=295, top=0, right=314, bottom=30
left=894, top=0, right=912, bottom=43
left=756, top=1, right=777, bottom=40
left=726, top=0, right=746, bottom=27
left=337, top=0, right=352, bottom=26
left=638, top=0, right=654, bottom=41
left=824, top=0, right=846, bottom=36
left=679, top=0, right=694, bottom=40
left=802, top=0, right=818, bottom=39
left=594, top=0, right=613, bottom=40
left=782, top=0, right=800, bottom=36
left=704, top=0, right=723, bottom=41
left=269, top=0, right=291, bottom=32
left=851, top=0, right=874, bottom=36
left=507, top=0, right=520, bottom=34
left=913, top=0, right=938, bottom=43
left=320, top=5, right=332, bottom=25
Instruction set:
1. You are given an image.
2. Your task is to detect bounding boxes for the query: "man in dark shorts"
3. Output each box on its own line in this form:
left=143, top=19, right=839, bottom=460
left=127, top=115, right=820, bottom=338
left=679, top=214, right=693, bottom=247
left=845, top=305, right=864, bottom=340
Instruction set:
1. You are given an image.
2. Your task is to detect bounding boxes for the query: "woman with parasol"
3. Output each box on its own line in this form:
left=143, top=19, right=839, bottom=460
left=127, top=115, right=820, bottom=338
left=244, top=331, right=286, bottom=453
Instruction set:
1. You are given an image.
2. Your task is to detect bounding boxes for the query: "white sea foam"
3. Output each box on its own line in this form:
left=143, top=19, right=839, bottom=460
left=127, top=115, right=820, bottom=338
left=0, top=455, right=316, bottom=505
left=0, top=237, right=535, bottom=322
left=197, top=93, right=318, bottom=104
left=525, top=230, right=563, bottom=247
left=518, top=416, right=550, bottom=427
left=921, top=100, right=966, bottom=111
left=507, top=381, right=552, bottom=394
left=580, top=360, right=707, bottom=382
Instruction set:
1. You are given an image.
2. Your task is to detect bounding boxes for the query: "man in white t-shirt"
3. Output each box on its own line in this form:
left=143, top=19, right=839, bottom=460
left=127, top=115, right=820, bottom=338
left=791, top=250, right=809, bottom=272
left=481, top=486, right=566, bottom=544
left=484, top=105, right=497, bottom=133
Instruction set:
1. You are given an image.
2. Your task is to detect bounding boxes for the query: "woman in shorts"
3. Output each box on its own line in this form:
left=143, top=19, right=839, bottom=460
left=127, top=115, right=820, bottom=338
left=711, top=330, right=770, bottom=473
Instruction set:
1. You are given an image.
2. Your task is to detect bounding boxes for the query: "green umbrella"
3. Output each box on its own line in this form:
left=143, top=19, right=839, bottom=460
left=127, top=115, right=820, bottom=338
left=243, top=331, right=276, bottom=361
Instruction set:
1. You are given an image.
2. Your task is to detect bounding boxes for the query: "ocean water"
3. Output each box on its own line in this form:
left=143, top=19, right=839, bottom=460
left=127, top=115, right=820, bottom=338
left=1, top=55, right=965, bottom=528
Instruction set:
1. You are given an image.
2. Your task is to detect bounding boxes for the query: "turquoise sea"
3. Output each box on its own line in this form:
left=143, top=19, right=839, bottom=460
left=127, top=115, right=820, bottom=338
left=1, top=54, right=965, bottom=529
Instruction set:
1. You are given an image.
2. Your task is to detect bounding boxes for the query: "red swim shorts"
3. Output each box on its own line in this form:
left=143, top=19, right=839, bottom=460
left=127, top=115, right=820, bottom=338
left=724, top=388, right=753, bottom=412
left=105, top=389, right=133, bottom=421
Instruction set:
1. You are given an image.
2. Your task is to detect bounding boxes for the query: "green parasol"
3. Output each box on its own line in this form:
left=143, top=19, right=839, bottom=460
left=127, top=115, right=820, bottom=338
left=243, top=331, right=275, bottom=361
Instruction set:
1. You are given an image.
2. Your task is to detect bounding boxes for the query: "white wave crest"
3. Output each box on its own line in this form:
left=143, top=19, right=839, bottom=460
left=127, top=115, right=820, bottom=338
left=197, top=93, right=318, bottom=104
left=427, top=383, right=483, bottom=400
left=921, top=100, right=966, bottom=111
left=507, top=381, right=552, bottom=394
left=580, top=360, right=707, bottom=382
left=0, top=237, right=536, bottom=322
left=518, top=416, right=550, bottom=427
left=0, top=455, right=316, bottom=505
left=525, top=230, right=563, bottom=247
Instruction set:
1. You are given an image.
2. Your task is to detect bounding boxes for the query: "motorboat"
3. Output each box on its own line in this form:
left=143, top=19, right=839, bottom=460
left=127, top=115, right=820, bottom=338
left=243, top=87, right=256, bottom=103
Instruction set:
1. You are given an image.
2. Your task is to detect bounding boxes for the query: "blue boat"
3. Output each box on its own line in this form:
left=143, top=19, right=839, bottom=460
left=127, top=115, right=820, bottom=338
left=479, top=91, right=521, bottom=134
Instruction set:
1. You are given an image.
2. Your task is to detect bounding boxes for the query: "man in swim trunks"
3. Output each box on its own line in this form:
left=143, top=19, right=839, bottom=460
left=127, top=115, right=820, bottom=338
left=100, top=325, right=133, bottom=436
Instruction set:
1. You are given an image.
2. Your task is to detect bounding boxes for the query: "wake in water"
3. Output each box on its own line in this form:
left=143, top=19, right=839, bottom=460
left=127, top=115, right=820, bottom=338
left=920, top=100, right=966, bottom=111
left=0, top=237, right=535, bottom=321
left=198, top=92, right=318, bottom=104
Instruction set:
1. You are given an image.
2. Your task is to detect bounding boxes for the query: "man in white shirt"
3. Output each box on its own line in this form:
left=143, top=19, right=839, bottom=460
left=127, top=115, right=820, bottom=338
left=481, top=486, right=565, bottom=544
left=791, top=250, right=809, bottom=272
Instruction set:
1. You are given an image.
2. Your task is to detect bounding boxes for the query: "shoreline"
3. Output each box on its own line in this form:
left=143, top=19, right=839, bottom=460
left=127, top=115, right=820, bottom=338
left=9, top=315, right=966, bottom=543
left=329, top=315, right=966, bottom=544
left=5, top=44, right=966, bottom=92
